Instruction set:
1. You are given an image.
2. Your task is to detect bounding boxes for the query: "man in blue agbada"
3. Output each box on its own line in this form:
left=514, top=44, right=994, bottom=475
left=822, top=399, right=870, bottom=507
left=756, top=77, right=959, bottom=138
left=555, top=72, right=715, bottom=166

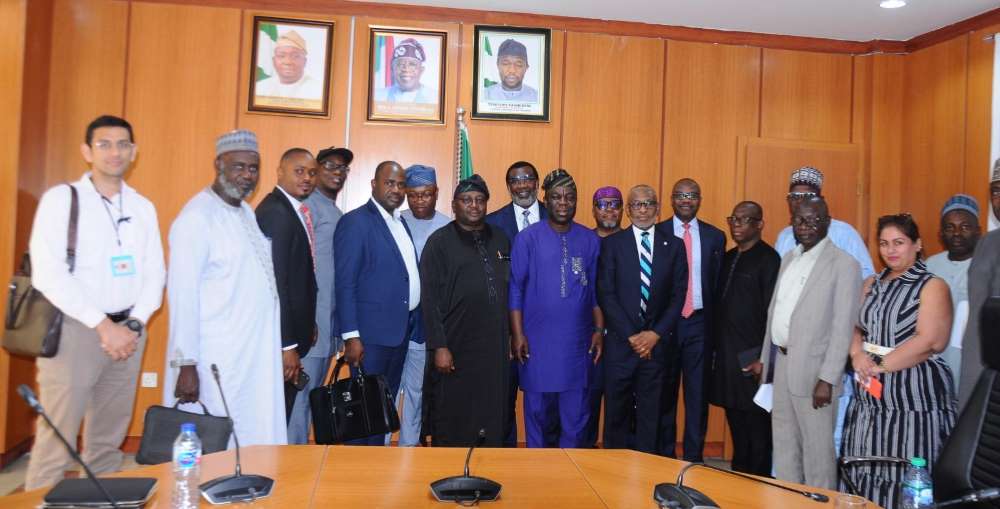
left=509, top=168, right=604, bottom=448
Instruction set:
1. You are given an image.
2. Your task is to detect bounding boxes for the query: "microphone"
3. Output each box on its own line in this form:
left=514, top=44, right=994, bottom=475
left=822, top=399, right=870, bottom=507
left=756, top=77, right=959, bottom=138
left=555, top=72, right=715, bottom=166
left=430, top=428, right=503, bottom=503
left=198, top=364, right=275, bottom=504
left=18, top=384, right=120, bottom=508
left=931, top=487, right=1000, bottom=508
left=654, top=462, right=830, bottom=509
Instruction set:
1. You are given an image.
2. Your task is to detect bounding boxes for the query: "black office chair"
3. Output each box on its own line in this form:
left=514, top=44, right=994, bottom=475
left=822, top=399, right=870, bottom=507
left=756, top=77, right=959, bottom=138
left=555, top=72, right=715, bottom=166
left=839, top=296, right=1000, bottom=507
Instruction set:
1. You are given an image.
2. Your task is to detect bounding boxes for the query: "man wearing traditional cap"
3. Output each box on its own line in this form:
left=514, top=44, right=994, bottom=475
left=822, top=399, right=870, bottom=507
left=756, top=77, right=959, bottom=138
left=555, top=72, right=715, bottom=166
left=484, top=38, right=538, bottom=103
left=166, top=129, right=287, bottom=447
left=926, top=194, right=981, bottom=386
left=397, top=165, right=451, bottom=446
left=286, top=146, right=353, bottom=444
left=510, top=169, right=604, bottom=448
left=256, top=30, right=323, bottom=101
left=989, top=159, right=1000, bottom=231
left=420, top=175, right=511, bottom=447
left=375, top=38, right=436, bottom=104
left=592, top=186, right=624, bottom=239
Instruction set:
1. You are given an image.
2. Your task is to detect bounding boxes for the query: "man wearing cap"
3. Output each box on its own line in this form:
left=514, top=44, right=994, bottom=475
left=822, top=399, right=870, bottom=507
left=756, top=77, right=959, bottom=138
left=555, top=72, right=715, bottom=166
left=988, top=159, right=1000, bottom=231
left=335, top=161, right=421, bottom=445
left=166, top=129, right=287, bottom=448
left=256, top=30, right=323, bottom=101
left=484, top=38, right=538, bottom=103
left=25, top=115, right=165, bottom=489
left=256, top=148, right=319, bottom=421
left=286, top=146, right=353, bottom=444
left=926, top=194, right=981, bottom=387
left=398, top=165, right=451, bottom=446
left=486, top=160, right=548, bottom=446
left=375, top=38, right=436, bottom=104
left=592, top=186, right=624, bottom=239
left=510, top=169, right=603, bottom=448
left=420, top=175, right=511, bottom=447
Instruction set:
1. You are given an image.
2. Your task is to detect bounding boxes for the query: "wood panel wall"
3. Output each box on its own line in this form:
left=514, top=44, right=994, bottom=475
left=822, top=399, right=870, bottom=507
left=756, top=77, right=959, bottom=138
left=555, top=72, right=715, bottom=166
left=2, top=0, right=997, bottom=459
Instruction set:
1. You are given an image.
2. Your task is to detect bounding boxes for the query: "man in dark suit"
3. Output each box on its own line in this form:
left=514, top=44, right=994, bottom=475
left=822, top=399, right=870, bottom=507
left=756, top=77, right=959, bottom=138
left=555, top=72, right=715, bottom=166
left=255, top=147, right=319, bottom=421
left=657, top=178, right=725, bottom=461
left=335, top=161, right=421, bottom=445
left=598, top=185, right=687, bottom=453
left=485, top=161, right=548, bottom=447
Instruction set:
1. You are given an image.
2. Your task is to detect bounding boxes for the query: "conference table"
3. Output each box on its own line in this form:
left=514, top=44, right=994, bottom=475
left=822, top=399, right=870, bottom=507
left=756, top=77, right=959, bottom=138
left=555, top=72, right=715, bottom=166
left=1, top=445, right=866, bottom=508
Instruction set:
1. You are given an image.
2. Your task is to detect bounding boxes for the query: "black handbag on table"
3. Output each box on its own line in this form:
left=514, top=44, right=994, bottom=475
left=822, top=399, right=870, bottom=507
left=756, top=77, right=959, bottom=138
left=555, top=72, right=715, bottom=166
left=3, top=185, right=78, bottom=358
left=135, top=400, right=233, bottom=465
left=309, top=358, right=400, bottom=444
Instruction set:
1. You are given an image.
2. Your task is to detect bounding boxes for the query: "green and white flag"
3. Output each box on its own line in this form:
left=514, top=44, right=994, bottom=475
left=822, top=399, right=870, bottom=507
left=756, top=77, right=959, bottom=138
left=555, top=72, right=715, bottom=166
left=256, top=23, right=278, bottom=82
left=458, top=121, right=473, bottom=181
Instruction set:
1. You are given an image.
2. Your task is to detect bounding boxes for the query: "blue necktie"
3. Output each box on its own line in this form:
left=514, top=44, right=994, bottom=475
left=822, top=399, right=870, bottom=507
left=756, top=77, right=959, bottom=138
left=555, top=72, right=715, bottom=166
left=639, top=231, right=652, bottom=320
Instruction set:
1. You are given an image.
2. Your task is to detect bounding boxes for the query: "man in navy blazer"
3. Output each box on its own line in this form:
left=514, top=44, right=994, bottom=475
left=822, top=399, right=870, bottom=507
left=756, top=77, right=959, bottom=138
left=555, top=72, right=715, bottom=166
left=255, top=148, right=319, bottom=421
left=335, top=161, right=422, bottom=445
left=484, top=161, right=547, bottom=447
left=657, top=178, right=725, bottom=461
left=598, top=185, right=688, bottom=453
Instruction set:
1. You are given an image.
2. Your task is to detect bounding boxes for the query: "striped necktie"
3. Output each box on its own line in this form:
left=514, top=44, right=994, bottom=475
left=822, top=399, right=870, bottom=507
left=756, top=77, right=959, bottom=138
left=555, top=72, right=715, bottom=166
left=300, top=203, right=317, bottom=272
left=521, top=209, right=531, bottom=230
left=639, top=230, right=652, bottom=320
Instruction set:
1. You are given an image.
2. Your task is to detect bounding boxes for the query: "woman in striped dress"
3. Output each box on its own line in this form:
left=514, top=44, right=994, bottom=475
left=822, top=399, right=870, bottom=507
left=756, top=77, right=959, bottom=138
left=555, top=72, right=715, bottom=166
left=841, top=214, right=957, bottom=508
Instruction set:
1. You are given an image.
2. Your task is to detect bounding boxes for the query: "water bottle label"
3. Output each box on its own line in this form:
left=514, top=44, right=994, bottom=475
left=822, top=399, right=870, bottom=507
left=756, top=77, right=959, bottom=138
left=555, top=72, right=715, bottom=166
left=902, top=485, right=933, bottom=506
left=176, top=450, right=199, bottom=469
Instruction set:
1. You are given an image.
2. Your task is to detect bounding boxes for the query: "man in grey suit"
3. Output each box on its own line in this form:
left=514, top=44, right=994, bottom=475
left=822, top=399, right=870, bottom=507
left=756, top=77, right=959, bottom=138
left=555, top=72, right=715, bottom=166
left=760, top=197, right=860, bottom=489
left=958, top=226, right=1000, bottom=410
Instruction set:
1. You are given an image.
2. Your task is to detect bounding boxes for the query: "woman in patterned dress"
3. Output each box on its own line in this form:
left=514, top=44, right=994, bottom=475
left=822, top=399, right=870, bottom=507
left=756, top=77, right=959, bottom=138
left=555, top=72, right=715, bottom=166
left=841, top=214, right=958, bottom=508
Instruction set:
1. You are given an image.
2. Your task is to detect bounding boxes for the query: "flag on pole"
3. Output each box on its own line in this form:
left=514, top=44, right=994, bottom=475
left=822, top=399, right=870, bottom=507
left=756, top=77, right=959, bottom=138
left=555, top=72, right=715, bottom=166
left=458, top=120, right=473, bottom=180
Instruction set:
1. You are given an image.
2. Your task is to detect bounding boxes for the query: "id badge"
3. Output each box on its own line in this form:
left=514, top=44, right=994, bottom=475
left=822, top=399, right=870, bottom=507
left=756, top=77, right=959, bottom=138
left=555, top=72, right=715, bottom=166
left=111, top=255, right=136, bottom=277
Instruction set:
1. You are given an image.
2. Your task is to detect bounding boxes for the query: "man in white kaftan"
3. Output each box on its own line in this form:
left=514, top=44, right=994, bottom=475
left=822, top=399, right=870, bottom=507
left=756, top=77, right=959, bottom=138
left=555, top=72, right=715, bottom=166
left=163, top=129, right=286, bottom=446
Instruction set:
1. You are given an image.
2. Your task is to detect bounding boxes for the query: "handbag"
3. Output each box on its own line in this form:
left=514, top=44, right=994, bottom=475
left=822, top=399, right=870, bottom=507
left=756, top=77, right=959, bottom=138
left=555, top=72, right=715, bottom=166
left=3, top=185, right=79, bottom=358
left=309, top=358, right=400, bottom=444
left=135, top=400, right=233, bottom=465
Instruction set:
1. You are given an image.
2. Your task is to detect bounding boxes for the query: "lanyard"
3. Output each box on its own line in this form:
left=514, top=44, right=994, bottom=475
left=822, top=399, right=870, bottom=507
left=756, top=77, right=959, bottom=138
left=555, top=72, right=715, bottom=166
left=100, top=192, right=126, bottom=247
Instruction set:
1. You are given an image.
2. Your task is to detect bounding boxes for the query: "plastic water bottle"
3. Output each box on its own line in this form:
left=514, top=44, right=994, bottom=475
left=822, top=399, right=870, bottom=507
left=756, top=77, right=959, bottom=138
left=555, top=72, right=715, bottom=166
left=172, top=422, right=202, bottom=509
left=900, top=456, right=933, bottom=508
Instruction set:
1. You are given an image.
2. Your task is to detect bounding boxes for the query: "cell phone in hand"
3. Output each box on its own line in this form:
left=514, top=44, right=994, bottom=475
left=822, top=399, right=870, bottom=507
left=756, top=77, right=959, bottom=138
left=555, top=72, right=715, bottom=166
left=292, top=370, right=310, bottom=391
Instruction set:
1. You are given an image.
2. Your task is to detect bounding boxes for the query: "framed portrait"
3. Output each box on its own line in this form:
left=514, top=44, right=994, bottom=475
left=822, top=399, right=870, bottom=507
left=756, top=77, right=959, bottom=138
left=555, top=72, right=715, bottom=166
left=472, top=26, right=551, bottom=122
left=367, top=27, right=447, bottom=124
left=249, top=16, right=334, bottom=117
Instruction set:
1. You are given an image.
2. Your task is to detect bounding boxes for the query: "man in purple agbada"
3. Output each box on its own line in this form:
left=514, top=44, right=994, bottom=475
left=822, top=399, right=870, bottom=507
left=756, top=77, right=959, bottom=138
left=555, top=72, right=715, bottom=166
left=510, top=168, right=604, bottom=448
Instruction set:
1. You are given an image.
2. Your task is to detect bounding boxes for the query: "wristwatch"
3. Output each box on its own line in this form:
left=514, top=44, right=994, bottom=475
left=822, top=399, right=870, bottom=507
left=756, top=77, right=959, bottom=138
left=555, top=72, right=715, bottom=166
left=124, top=318, right=144, bottom=335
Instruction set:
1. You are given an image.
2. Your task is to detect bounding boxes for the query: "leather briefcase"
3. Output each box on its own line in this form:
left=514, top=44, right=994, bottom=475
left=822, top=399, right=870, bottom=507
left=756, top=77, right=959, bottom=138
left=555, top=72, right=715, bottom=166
left=136, top=400, right=233, bottom=465
left=3, top=185, right=78, bottom=358
left=310, top=359, right=400, bottom=444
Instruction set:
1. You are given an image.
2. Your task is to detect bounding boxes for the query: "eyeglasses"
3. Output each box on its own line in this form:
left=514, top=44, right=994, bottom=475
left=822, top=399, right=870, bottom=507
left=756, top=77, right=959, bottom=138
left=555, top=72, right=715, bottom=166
left=507, top=175, right=538, bottom=184
left=791, top=215, right=829, bottom=229
left=671, top=192, right=700, bottom=200
left=787, top=191, right=818, bottom=201
left=321, top=160, right=350, bottom=173
left=92, top=140, right=134, bottom=151
left=991, top=188, right=1000, bottom=197
left=594, top=200, right=623, bottom=211
left=407, top=190, right=435, bottom=201
left=629, top=200, right=658, bottom=210
left=457, top=195, right=487, bottom=206
left=726, top=216, right=761, bottom=226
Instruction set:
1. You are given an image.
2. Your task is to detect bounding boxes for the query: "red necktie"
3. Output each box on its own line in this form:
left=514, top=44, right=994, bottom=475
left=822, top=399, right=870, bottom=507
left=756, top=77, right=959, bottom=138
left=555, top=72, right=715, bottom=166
left=300, top=203, right=316, bottom=272
left=681, top=222, right=695, bottom=318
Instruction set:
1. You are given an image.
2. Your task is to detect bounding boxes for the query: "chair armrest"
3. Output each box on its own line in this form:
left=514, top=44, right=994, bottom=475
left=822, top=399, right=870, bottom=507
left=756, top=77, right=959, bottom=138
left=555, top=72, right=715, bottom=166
left=839, top=456, right=911, bottom=495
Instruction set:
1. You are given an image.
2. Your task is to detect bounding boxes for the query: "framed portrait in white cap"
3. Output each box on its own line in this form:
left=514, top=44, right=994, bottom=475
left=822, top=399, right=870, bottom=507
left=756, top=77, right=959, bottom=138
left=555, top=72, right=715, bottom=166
left=367, top=27, right=447, bottom=124
left=472, top=25, right=551, bottom=122
left=248, top=16, right=334, bottom=117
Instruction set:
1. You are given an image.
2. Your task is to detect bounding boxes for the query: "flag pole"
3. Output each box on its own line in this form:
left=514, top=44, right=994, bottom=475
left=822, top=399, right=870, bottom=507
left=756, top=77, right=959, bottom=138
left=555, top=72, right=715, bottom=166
left=455, top=107, right=466, bottom=187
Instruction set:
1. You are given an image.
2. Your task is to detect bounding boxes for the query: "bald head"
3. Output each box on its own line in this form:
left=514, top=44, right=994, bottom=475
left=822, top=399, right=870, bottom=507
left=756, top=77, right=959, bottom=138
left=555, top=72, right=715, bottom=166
left=371, top=160, right=406, bottom=212
left=728, top=201, right=764, bottom=248
left=733, top=200, right=763, bottom=219
left=276, top=147, right=316, bottom=200
left=375, top=160, right=403, bottom=180
left=796, top=196, right=829, bottom=217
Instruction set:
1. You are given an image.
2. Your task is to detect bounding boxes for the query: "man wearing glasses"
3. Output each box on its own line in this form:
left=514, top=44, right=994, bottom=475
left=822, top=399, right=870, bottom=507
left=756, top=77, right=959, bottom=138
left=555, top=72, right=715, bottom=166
left=25, top=115, right=165, bottom=489
left=707, top=201, right=780, bottom=476
left=287, top=146, right=352, bottom=444
left=486, top=161, right=548, bottom=447
left=657, top=178, right=725, bottom=461
left=398, top=165, right=451, bottom=447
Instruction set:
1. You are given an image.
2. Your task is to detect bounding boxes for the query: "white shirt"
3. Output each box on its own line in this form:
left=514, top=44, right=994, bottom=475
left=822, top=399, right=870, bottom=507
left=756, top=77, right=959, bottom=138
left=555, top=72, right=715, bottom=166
left=926, top=252, right=971, bottom=307
left=29, top=173, right=166, bottom=328
left=671, top=217, right=703, bottom=310
left=514, top=201, right=541, bottom=232
left=632, top=224, right=655, bottom=259
left=255, top=74, right=323, bottom=101
left=276, top=186, right=308, bottom=233
left=771, top=237, right=830, bottom=347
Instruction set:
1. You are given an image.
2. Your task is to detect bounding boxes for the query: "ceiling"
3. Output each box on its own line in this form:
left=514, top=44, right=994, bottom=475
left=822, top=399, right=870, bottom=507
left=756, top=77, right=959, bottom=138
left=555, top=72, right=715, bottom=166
left=352, top=0, right=999, bottom=41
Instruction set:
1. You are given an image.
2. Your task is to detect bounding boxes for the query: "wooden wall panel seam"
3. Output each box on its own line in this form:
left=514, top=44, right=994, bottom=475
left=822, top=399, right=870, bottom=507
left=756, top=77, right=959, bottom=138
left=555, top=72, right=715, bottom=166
left=557, top=31, right=568, bottom=169
left=658, top=41, right=668, bottom=199
left=122, top=0, right=133, bottom=116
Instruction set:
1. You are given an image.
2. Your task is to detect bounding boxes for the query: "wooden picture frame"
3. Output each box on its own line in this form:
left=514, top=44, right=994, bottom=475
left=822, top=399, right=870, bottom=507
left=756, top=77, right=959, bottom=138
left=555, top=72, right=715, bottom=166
left=472, top=25, right=551, bottom=122
left=367, top=27, right=448, bottom=124
left=248, top=16, right=334, bottom=117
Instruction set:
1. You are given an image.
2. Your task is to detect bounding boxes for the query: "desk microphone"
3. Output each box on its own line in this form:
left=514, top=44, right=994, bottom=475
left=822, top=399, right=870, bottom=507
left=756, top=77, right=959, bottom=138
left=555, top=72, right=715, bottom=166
left=198, top=364, right=275, bottom=504
left=930, top=487, right=1000, bottom=507
left=654, top=462, right=829, bottom=509
left=18, top=384, right=120, bottom=508
left=430, top=429, right=502, bottom=503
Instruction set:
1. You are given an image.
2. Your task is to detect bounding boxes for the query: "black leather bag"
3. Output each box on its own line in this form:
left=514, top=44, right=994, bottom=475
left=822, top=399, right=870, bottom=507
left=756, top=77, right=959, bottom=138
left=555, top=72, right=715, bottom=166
left=135, top=401, right=233, bottom=465
left=309, top=359, right=400, bottom=444
left=3, top=185, right=78, bottom=358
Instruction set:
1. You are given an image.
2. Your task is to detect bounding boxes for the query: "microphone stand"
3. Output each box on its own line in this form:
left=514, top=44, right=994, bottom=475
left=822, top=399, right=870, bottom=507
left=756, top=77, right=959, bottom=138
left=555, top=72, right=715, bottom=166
left=18, top=384, right=119, bottom=508
left=430, top=429, right=502, bottom=504
left=677, top=463, right=829, bottom=503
